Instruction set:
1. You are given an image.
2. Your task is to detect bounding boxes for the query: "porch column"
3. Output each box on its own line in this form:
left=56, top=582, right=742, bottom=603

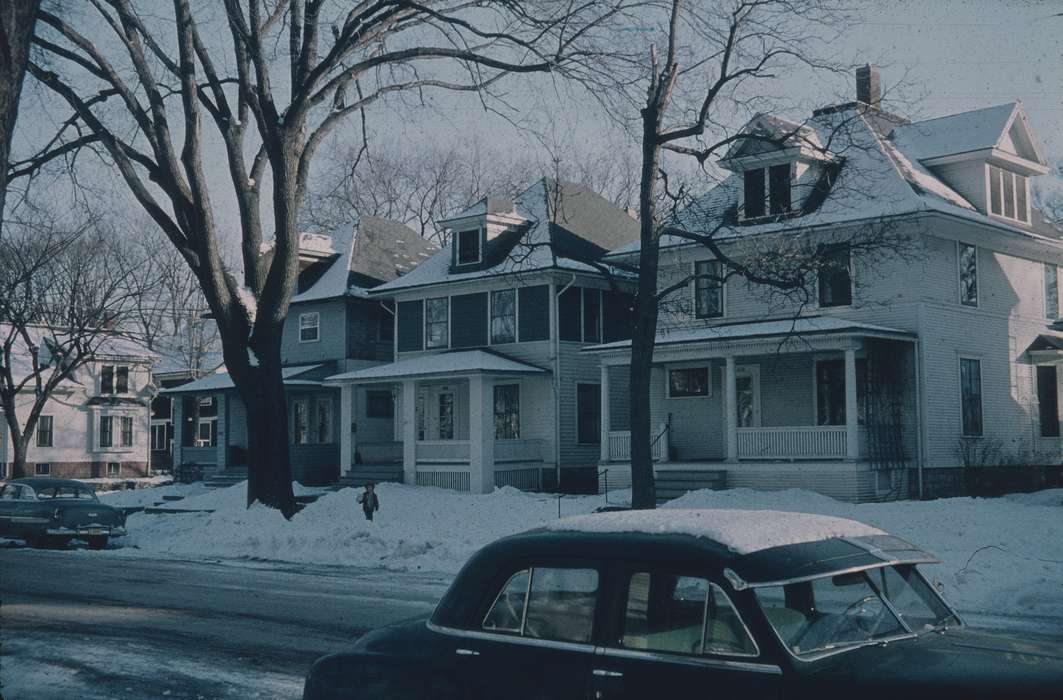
left=600, top=364, right=611, bottom=464
left=725, top=356, right=738, bottom=462
left=172, top=396, right=183, bottom=467
left=402, top=380, right=417, bottom=485
left=339, top=384, right=353, bottom=476
left=468, top=374, right=494, bottom=494
left=845, top=348, right=859, bottom=460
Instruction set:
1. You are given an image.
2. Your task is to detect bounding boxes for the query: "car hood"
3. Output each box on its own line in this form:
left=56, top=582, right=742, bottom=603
left=801, top=627, right=1063, bottom=699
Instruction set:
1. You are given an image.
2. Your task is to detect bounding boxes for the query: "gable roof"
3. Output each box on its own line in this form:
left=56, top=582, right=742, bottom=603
left=609, top=103, right=1062, bottom=259
left=370, top=178, right=639, bottom=294
left=291, top=217, right=437, bottom=304
left=890, top=102, right=1045, bottom=165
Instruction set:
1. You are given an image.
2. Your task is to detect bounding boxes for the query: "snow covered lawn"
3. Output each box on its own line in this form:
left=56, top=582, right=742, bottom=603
left=105, top=482, right=1063, bottom=620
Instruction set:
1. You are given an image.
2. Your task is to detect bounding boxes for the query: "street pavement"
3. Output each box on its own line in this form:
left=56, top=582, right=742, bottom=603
left=3, top=544, right=1062, bottom=699
left=0, top=546, right=449, bottom=699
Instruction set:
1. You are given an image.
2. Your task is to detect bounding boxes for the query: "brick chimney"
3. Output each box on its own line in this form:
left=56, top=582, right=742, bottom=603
left=856, top=64, right=881, bottom=107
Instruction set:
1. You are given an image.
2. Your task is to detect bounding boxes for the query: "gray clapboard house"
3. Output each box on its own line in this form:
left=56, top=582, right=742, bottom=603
left=325, top=178, right=639, bottom=493
left=162, top=218, right=436, bottom=485
left=590, top=67, right=1063, bottom=502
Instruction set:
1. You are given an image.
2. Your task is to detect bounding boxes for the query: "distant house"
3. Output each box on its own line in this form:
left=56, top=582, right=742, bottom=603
left=325, top=179, right=639, bottom=493
left=149, top=346, right=223, bottom=473
left=160, top=218, right=437, bottom=484
left=0, top=326, right=155, bottom=480
left=589, top=66, right=1063, bottom=501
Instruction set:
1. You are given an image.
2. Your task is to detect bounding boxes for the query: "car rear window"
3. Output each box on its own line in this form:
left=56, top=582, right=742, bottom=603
left=36, top=485, right=98, bottom=500
left=621, top=572, right=758, bottom=657
left=482, top=567, right=598, bottom=644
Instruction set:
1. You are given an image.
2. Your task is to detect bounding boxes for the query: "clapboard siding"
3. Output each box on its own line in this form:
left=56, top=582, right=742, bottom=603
left=558, top=343, right=604, bottom=469
left=282, top=299, right=348, bottom=365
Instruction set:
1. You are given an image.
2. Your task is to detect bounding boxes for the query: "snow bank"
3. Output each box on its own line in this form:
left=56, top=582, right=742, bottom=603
left=106, top=482, right=1063, bottom=619
left=97, top=482, right=211, bottom=508
left=547, top=508, right=884, bottom=554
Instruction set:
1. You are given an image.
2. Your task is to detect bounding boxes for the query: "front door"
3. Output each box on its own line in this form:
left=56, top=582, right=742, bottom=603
left=589, top=568, right=784, bottom=700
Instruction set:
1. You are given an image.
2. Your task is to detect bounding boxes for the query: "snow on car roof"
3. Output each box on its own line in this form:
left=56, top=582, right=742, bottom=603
left=545, top=508, right=885, bottom=555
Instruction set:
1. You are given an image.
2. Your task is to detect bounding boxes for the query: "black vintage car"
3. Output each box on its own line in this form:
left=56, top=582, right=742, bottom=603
left=0, top=477, right=127, bottom=549
left=304, top=509, right=1063, bottom=699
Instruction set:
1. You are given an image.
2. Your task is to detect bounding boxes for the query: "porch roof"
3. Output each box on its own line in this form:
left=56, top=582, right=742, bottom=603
left=1023, top=333, right=1063, bottom=365
left=585, top=315, right=915, bottom=355
left=324, top=349, right=547, bottom=384
left=160, top=363, right=329, bottom=394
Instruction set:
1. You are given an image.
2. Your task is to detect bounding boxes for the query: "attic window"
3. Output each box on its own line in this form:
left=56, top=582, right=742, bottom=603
left=988, top=165, right=1028, bottom=223
left=742, top=164, right=792, bottom=220
left=456, top=228, right=482, bottom=265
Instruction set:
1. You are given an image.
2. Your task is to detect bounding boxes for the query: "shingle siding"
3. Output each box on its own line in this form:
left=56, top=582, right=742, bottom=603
left=397, top=300, right=424, bottom=352
left=451, top=293, right=488, bottom=348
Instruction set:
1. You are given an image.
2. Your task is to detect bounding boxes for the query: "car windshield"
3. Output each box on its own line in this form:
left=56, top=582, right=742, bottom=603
left=754, top=564, right=958, bottom=658
left=35, top=485, right=98, bottom=500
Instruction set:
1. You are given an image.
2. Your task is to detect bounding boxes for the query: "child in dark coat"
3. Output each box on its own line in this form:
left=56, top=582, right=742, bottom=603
left=357, top=483, right=380, bottom=522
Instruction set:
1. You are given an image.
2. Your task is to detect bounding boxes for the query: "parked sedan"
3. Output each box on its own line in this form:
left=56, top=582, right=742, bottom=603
left=304, top=508, right=1063, bottom=699
left=0, top=477, right=127, bottom=549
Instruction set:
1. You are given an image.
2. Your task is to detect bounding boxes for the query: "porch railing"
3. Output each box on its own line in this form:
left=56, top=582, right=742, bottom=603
left=608, top=424, right=669, bottom=462
left=736, top=426, right=846, bottom=460
left=415, top=440, right=470, bottom=463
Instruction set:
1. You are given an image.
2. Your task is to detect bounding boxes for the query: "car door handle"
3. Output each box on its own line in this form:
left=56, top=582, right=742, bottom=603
left=455, top=648, right=480, bottom=656
left=592, top=669, right=623, bottom=678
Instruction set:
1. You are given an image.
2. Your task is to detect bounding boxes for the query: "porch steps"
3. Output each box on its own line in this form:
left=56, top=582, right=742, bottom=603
left=203, top=468, right=249, bottom=488
left=655, top=469, right=728, bottom=505
left=336, top=466, right=404, bottom=489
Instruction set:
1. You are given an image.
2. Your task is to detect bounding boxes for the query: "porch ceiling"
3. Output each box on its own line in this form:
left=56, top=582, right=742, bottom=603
left=324, top=349, right=547, bottom=384
left=586, top=315, right=915, bottom=363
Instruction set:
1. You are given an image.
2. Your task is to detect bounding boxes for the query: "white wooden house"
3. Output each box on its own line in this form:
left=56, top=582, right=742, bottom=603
left=589, top=67, right=1062, bottom=501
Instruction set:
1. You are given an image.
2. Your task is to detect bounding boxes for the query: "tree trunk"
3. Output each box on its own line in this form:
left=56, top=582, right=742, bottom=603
left=0, top=0, right=41, bottom=232
left=629, top=102, right=665, bottom=510
left=11, top=433, right=28, bottom=479
left=224, top=322, right=297, bottom=517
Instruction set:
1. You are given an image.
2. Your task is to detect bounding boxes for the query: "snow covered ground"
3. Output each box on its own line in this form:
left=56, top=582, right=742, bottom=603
left=102, top=482, right=1063, bottom=621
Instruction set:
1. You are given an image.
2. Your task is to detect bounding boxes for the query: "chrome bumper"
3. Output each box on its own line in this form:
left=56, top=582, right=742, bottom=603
left=46, top=525, right=127, bottom=538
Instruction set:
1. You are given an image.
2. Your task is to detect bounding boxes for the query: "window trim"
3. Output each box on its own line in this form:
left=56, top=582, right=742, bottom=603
left=298, top=311, right=321, bottom=343
left=455, top=227, right=483, bottom=266
left=107, top=462, right=120, bottom=476
left=987, top=164, right=1030, bottom=224
left=489, top=288, right=519, bottom=345
left=493, top=382, right=521, bottom=441
left=36, top=415, right=54, bottom=448
left=667, top=366, right=711, bottom=399
left=99, top=364, right=131, bottom=395
left=1045, top=263, right=1059, bottom=320
left=35, top=463, right=51, bottom=476
left=478, top=564, right=601, bottom=645
left=816, top=244, right=853, bottom=309
left=292, top=398, right=310, bottom=445
left=958, top=355, right=984, bottom=438
left=424, top=296, right=451, bottom=349
left=957, top=242, right=979, bottom=308
left=693, top=260, right=725, bottom=319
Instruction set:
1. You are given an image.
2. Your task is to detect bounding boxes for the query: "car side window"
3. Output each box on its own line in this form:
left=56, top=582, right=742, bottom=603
left=0, top=486, right=17, bottom=500
left=482, top=567, right=599, bottom=644
left=621, top=572, right=758, bottom=657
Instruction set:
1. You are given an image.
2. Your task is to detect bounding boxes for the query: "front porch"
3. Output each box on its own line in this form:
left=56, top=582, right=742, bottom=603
left=590, top=316, right=920, bottom=502
left=327, top=350, right=551, bottom=493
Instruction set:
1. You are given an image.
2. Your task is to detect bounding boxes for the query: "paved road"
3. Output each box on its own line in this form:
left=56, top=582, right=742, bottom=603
left=0, top=546, right=450, bottom=699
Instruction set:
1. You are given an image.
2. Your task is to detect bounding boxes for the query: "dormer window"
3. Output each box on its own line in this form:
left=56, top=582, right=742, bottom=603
left=988, top=165, right=1028, bottom=223
left=742, top=164, right=792, bottom=219
left=456, top=228, right=482, bottom=265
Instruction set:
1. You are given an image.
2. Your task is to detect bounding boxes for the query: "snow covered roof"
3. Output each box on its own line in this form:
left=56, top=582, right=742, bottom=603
left=370, top=178, right=639, bottom=295
left=609, top=103, right=1062, bottom=259
left=546, top=508, right=885, bottom=555
left=160, top=364, right=327, bottom=394
left=0, top=324, right=155, bottom=381
left=289, top=217, right=438, bottom=304
left=890, top=102, right=1043, bottom=164
left=325, top=350, right=546, bottom=383
left=585, top=315, right=913, bottom=353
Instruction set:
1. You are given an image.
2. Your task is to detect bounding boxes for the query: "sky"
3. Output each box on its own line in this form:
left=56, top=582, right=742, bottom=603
left=9, top=0, right=1063, bottom=249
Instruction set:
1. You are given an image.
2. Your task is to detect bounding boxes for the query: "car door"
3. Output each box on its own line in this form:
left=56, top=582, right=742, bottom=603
left=589, top=567, right=786, bottom=700
left=444, top=564, right=602, bottom=700
left=0, top=484, right=18, bottom=535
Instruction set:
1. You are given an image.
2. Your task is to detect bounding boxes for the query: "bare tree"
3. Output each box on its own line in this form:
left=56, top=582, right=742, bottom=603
left=305, top=138, right=642, bottom=242
left=0, top=0, right=42, bottom=236
left=0, top=216, right=142, bottom=478
left=621, top=0, right=914, bottom=508
left=13, top=1, right=640, bottom=515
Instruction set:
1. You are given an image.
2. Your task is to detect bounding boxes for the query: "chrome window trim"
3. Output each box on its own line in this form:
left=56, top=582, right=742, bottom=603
left=704, top=582, right=761, bottom=658
left=428, top=620, right=598, bottom=655
left=480, top=568, right=530, bottom=635
left=726, top=556, right=938, bottom=591
left=596, top=647, right=783, bottom=676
